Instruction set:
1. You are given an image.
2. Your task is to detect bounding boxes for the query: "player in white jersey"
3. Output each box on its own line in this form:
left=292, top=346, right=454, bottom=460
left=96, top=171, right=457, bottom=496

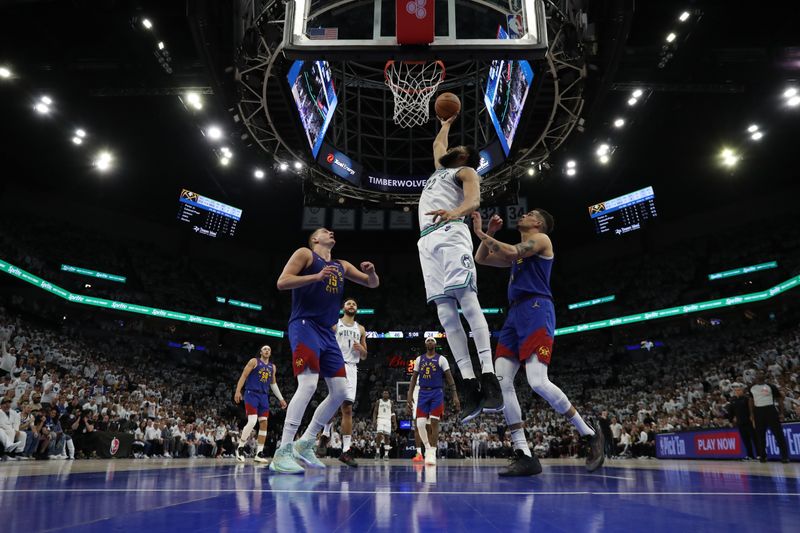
left=372, top=390, right=396, bottom=459
left=418, top=114, right=502, bottom=423
left=321, top=298, right=367, bottom=467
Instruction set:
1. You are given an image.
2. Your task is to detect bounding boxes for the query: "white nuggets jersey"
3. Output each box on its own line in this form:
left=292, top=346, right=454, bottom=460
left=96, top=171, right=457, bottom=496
left=336, top=319, right=362, bottom=365
left=418, top=166, right=469, bottom=231
left=377, top=399, right=393, bottom=420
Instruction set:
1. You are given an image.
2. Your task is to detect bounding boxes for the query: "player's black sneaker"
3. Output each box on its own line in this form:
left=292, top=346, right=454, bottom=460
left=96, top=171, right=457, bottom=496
left=581, top=421, right=605, bottom=472
left=338, top=452, right=358, bottom=467
left=499, top=450, right=543, bottom=477
left=480, top=372, right=504, bottom=413
left=459, top=378, right=482, bottom=424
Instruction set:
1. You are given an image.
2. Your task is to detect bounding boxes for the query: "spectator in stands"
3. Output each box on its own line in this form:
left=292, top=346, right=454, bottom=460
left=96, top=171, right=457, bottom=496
left=0, top=397, right=25, bottom=460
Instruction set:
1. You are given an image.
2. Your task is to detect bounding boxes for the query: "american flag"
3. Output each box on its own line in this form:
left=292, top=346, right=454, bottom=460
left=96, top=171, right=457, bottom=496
left=308, top=27, right=339, bottom=40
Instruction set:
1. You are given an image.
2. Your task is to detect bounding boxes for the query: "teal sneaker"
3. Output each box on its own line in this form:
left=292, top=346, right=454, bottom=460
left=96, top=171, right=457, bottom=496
left=269, top=443, right=304, bottom=474
left=293, top=438, right=326, bottom=468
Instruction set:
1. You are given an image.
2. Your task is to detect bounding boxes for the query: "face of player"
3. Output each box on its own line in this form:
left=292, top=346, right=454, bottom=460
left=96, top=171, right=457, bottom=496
left=312, top=228, right=336, bottom=248
left=343, top=300, right=357, bottom=317
left=439, top=146, right=469, bottom=168
left=425, top=338, right=436, bottom=352
left=518, top=210, right=543, bottom=231
left=382, top=391, right=389, bottom=400
left=259, top=346, right=271, bottom=360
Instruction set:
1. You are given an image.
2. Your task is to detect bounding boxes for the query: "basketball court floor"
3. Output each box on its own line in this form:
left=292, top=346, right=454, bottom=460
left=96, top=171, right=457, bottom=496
left=2, top=458, right=798, bottom=531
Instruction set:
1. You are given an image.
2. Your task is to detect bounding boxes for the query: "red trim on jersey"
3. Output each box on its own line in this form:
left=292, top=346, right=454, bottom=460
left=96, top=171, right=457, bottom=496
left=520, top=327, right=554, bottom=365
left=495, top=342, right=517, bottom=359
left=244, top=403, right=269, bottom=418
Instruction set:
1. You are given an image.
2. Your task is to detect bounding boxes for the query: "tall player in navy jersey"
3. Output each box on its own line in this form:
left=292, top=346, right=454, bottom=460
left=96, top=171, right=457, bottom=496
left=472, top=210, right=604, bottom=476
left=233, top=345, right=286, bottom=463
left=271, top=228, right=380, bottom=474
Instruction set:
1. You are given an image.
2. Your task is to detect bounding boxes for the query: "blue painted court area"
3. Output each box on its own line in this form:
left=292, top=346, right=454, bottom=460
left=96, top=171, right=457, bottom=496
left=2, top=460, right=799, bottom=532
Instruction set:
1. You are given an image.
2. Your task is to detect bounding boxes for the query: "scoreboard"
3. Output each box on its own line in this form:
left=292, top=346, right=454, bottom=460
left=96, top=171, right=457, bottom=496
left=588, top=186, right=657, bottom=236
left=177, top=189, right=242, bottom=238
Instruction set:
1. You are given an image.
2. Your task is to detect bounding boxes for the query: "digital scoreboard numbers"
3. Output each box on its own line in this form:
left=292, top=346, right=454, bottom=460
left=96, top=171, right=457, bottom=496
left=177, top=189, right=242, bottom=238
left=588, top=186, right=657, bottom=236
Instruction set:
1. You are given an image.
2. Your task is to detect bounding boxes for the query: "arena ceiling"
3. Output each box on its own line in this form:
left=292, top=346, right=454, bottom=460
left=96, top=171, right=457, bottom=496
left=0, top=0, right=798, bottom=251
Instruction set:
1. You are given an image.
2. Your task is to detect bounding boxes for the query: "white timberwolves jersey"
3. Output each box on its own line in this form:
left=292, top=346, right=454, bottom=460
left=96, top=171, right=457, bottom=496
left=418, top=166, right=470, bottom=231
left=336, top=319, right=362, bottom=365
left=377, top=399, right=393, bottom=420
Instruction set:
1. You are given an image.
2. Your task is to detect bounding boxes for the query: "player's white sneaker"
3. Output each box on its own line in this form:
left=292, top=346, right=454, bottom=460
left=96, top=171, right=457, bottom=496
left=293, top=438, right=326, bottom=468
left=269, top=443, right=304, bottom=474
left=424, top=449, right=437, bottom=466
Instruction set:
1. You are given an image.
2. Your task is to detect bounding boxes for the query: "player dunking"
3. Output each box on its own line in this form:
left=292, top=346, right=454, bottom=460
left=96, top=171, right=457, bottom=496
left=322, top=298, right=367, bottom=467
left=372, top=390, right=396, bottom=460
left=233, top=345, right=286, bottom=463
left=418, top=114, right=502, bottom=423
left=270, top=228, right=379, bottom=474
left=472, top=210, right=604, bottom=475
left=406, top=336, right=460, bottom=465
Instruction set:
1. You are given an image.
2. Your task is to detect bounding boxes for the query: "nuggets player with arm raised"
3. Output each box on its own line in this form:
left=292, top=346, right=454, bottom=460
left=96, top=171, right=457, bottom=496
left=233, top=345, right=286, bottom=463
left=406, top=336, right=460, bottom=466
left=326, top=298, right=367, bottom=467
left=418, top=114, right=502, bottom=424
left=271, top=228, right=379, bottom=474
left=472, top=210, right=604, bottom=475
left=372, top=390, right=396, bottom=460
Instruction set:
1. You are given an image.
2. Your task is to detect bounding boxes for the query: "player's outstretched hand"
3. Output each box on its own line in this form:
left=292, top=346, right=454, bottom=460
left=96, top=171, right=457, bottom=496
left=487, top=214, right=503, bottom=234
left=360, top=261, right=375, bottom=273
left=439, top=114, right=458, bottom=126
left=234, top=391, right=242, bottom=404
left=279, top=400, right=288, bottom=409
left=314, top=265, right=338, bottom=282
left=470, top=211, right=483, bottom=234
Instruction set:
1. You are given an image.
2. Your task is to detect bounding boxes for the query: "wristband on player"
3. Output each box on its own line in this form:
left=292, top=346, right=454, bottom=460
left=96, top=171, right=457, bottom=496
left=270, top=383, right=285, bottom=403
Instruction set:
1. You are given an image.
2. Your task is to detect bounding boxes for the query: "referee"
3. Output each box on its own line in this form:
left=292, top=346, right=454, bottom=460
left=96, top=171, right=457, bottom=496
left=727, top=383, right=757, bottom=460
left=749, top=371, right=790, bottom=463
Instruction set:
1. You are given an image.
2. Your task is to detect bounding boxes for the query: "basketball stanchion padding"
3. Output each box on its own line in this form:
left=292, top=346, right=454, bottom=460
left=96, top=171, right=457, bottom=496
left=396, top=0, right=435, bottom=45
left=384, top=60, right=445, bottom=128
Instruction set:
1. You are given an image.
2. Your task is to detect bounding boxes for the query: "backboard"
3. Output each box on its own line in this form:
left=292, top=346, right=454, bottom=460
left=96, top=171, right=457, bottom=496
left=283, top=0, right=548, bottom=61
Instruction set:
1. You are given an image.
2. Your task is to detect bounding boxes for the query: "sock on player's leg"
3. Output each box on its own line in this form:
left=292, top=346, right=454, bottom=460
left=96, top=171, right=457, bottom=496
left=416, top=418, right=430, bottom=449
left=435, top=299, right=475, bottom=380
left=301, top=377, right=348, bottom=441
left=342, top=434, right=352, bottom=453
left=511, top=428, right=532, bottom=457
left=281, top=372, right=319, bottom=445
left=416, top=447, right=422, bottom=455
left=322, top=422, right=333, bottom=438
left=240, top=415, right=257, bottom=445
left=569, top=413, right=595, bottom=437
left=457, top=290, right=494, bottom=374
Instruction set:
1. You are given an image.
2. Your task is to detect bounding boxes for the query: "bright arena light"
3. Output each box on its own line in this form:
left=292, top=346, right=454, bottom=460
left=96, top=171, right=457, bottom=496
left=40, top=95, right=52, bottom=105
left=788, top=96, right=800, bottom=107
left=293, top=161, right=303, bottom=169
left=599, top=154, right=610, bottom=165
left=254, top=169, right=265, bottom=179
left=72, top=136, right=83, bottom=145
left=186, top=92, right=203, bottom=110
left=527, top=168, right=535, bottom=176
left=206, top=126, right=223, bottom=140
left=566, top=168, right=577, bottom=177
left=679, top=11, right=690, bottom=22
left=94, top=151, right=114, bottom=171
left=719, top=148, right=739, bottom=167
left=142, top=18, right=153, bottom=30
left=34, top=103, right=50, bottom=114
left=666, top=33, right=676, bottom=43
left=279, top=162, right=289, bottom=171
left=157, top=41, right=165, bottom=50
left=747, top=124, right=759, bottom=133
left=751, top=131, right=764, bottom=141
left=221, top=146, right=232, bottom=157
left=613, top=118, right=625, bottom=128
left=0, top=66, right=11, bottom=79
left=566, top=160, right=576, bottom=169
left=627, top=97, right=638, bottom=106
left=783, top=87, right=798, bottom=99
left=219, top=157, right=230, bottom=166
left=75, top=129, right=86, bottom=138
left=632, top=89, right=643, bottom=98
left=596, top=144, right=610, bottom=157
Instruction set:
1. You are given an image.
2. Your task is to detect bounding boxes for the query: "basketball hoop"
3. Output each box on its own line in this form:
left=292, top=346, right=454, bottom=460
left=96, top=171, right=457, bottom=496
left=384, top=60, right=445, bottom=128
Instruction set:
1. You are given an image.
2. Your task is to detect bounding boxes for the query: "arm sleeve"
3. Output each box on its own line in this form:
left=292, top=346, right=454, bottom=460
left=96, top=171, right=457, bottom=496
left=413, top=357, right=420, bottom=372
left=439, top=356, right=450, bottom=372
left=270, top=382, right=285, bottom=403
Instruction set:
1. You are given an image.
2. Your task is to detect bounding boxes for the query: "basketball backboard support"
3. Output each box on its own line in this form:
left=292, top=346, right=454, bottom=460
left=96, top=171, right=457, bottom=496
left=283, top=0, right=547, bottom=61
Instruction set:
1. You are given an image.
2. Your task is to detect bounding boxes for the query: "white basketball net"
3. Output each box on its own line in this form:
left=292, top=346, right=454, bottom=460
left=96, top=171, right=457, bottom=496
left=384, top=60, right=445, bottom=128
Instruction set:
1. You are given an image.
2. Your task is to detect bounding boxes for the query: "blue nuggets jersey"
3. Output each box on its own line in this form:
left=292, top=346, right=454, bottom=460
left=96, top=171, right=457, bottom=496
left=245, top=359, right=273, bottom=394
left=289, top=251, right=346, bottom=327
left=415, top=355, right=448, bottom=389
left=508, top=253, right=553, bottom=302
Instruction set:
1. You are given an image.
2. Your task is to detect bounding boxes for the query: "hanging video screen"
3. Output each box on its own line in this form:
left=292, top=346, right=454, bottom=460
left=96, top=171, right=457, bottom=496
left=287, top=60, right=338, bottom=158
left=484, top=27, right=535, bottom=156
left=177, top=189, right=242, bottom=238
left=588, top=186, right=658, bottom=236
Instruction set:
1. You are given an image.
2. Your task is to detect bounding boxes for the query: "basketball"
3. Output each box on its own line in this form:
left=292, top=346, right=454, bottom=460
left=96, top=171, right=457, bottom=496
left=435, top=92, right=461, bottom=120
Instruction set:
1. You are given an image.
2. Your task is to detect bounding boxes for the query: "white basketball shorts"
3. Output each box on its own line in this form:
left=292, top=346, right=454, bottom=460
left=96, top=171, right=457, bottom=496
left=417, top=221, right=477, bottom=303
left=344, top=363, right=358, bottom=403
left=377, top=418, right=392, bottom=435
